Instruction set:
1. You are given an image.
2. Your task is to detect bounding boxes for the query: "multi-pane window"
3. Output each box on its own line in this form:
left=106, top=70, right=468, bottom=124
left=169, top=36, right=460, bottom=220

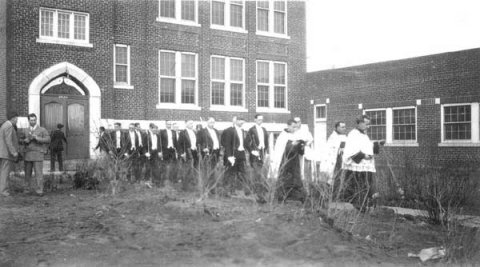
left=158, top=0, right=198, bottom=24
left=256, top=61, right=287, bottom=110
left=159, top=51, right=197, bottom=105
left=114, top=45, right=131, bottom=87
left=443, top=105, right=471, bottom=140
left=365, top=110, right=386, bottom=141
left=315, top=105, right=326, bottom=120
left=39, top=8, right=89, bottom=45
left=256, top=0, right=287, bottom=35
left=393, top=108, right=416, bottom=141
left=211, top=56, right=245, bottom=107
left=211, top=0, right=245, bottom=30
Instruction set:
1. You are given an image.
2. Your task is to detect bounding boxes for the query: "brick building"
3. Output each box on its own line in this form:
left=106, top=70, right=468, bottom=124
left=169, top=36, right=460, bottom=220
left=306, top=48, right=480, bottom=166
left=1, top=0, right=307, bottom=159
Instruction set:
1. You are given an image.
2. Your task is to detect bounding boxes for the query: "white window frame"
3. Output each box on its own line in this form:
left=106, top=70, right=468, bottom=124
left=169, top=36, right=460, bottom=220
left=256, top=60, right=289, bottom=114
left=156, top=0, right=201, bottom=27
left=363, top=107, right=419, bottom=146
left=210, top=0, right=247, bottom=33
left=210, top=55, right=247, bottom=112
left=363, top=108, right=388, bottom=142
left=314, top=104, right=327, bottom=122
left=391, top=106, right=417, bottom=144
left=255, top=0, right=289, bottom=39
left=439, top=103, right=480, bottom=146
left=156, top=50, right=200, bottom=110
left=113, top=44, right=133, bottom=89
left=37, top=7, right=92, bottom=47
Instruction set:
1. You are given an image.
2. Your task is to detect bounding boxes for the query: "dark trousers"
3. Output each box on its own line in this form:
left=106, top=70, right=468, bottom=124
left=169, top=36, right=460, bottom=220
left=340, top=170, right=374, bottom=208
left=163, top=148, right=177, bottom=162
left=50, top=150, right=63, bottom=171
left=224, top=151, right=246, bottom=193
left=201, top=149, right=220, bottom=168
left=145, top=150, right=161, bottom=183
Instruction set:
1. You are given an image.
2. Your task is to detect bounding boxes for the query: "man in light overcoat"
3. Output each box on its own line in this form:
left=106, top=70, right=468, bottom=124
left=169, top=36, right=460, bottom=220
left=0, top=111, right=19, bottom=197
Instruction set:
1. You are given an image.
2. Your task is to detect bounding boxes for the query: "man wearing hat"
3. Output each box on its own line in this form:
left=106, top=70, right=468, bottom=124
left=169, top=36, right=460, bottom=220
left=49, top=123, right=67, bottom=172
left=0, top=111, right=19, bottom=197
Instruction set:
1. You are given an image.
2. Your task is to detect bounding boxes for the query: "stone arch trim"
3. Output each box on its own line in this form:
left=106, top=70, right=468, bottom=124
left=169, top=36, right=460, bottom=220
left=28, top=62, right=101, bottom=158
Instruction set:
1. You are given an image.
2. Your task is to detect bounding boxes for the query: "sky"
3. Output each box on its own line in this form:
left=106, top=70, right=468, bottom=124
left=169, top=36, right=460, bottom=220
left=306, top=0, right=480, bottom=72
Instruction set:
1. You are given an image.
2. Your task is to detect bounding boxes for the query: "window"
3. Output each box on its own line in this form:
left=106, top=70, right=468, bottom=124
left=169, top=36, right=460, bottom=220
left=256, top=0, right=287, bottom=37
left=365, top=109, right=387, bottom=141
left=442, top=104, right=473, bottom=141
left=114, top=45, right=133, bottom=89
left=158, top=0, right=199, bottom=26
left=393, top=108, right=416, bottom=141
left=158, top=50, right=198, bottom=109
left=211, top=0, right=246, bottom=32
left=38, top=8, right=91, bottom=47
left=256, top=61, right=288, bottom=112
left=363, top=107, right=418, bottom=145
left=211, top=56, right=245, bottom=110
left=315, top=105, right=326, bottom=120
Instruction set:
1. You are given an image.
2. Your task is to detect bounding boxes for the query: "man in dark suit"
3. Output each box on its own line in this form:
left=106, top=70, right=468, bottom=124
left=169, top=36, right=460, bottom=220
left=94, top=126, right=110, bottom=154
left=198, top=117, right=221, bottom=167
left=134, top=122, right=148, bottom=180
left=145, top=123, right=162, bottom=184
left=246, top=114, right=269, bottom=168
left=221, top=117, right=247, bottom=194
left=49, top=123, right=67, bottom=172
left=160, top=120, right=178, bottom=162
left=178, top=120, right=199, bottom=167
left=109, top=122, right=129, bottom=158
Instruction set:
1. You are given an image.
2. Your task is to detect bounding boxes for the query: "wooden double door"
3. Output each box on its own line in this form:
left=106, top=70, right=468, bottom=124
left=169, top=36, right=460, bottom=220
left=41, top=95, right=89, bottom=159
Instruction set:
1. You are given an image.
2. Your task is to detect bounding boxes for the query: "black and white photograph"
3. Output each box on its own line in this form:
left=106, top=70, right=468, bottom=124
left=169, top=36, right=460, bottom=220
left=1, top=0, right=480, bottom=265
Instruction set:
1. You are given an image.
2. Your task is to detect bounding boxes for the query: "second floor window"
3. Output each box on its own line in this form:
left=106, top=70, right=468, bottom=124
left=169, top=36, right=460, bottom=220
left=159, top=51, right=198, bottom=105
left=211, top=56, right=245, bottom=107
left=39, top=8, right=90, bottom=45
left=159, top=0, right=198, bottom=24
left=257, top=0, right=286, bottom=35
left=114, top=45, right=131, bottom=88
left=257, top=61, right=287, bottom=110
left=211, top=0, right=245, bottom=30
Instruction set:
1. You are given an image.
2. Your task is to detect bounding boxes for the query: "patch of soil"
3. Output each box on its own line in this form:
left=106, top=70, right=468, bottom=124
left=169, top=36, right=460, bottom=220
left=0, top=187, right=476, bottom=266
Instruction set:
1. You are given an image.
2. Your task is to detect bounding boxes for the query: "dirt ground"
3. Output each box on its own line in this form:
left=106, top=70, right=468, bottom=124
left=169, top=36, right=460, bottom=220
left=0, top=184, right=478, bottom=267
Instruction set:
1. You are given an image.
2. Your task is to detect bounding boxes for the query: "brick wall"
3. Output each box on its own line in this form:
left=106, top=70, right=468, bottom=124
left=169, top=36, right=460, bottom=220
left=0, top=0, right=6, bottom=121
left=306, top=48, right=480, bottom=166
left=6, top=0, right=306, bottom=128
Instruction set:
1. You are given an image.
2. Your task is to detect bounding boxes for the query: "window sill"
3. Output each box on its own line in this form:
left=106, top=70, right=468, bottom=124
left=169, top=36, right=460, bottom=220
left=156, top=103, right=201, bottom=110
left=114, top=84, right=134, bottom=90
left=438, top=142, right=480, bottom=147
left=255, top=31, right=290, bottom=39
left=210, top=106, right=248, bottom=112
left=256, top=107, right=290, bottom=114
left=211, top=25, right=248, bottom=34
left=36, top=38, right=93, bottom=47
left=385, top=142, right=419, bottom=147
left=156, top=17, right=201, bottom=27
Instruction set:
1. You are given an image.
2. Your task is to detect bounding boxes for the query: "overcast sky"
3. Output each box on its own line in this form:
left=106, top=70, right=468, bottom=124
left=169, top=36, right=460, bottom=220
left=306, top=0, right=480, bottom=72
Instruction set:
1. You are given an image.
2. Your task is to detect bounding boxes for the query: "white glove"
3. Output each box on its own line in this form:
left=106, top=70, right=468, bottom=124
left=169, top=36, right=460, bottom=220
left=158, top=152, right=163, bottom=158
left=145, top=152, right=151, bottom=158
left=228, top=156, right=235, bottom=166
left=251, top=150, right=260, bottom=157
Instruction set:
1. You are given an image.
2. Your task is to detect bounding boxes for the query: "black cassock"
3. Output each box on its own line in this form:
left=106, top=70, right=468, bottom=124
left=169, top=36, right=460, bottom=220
left=277, top=139, right=306, bottom=202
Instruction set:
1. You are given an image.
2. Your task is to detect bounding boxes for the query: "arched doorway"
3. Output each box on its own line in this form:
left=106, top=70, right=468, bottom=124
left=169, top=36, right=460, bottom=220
left=29, top=62, right=101, bottom=159
left=40, top=76, right=89, bottom=159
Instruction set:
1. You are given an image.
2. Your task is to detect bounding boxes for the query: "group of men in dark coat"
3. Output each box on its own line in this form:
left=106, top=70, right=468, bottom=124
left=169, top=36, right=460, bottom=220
left=94, top=115, right=270, bottom=191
